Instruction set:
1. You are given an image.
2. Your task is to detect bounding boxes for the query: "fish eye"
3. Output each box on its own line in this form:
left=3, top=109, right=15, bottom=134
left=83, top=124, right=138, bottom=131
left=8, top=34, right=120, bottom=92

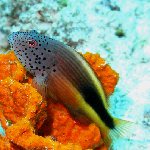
left=28, top=39, right=37, bottom=47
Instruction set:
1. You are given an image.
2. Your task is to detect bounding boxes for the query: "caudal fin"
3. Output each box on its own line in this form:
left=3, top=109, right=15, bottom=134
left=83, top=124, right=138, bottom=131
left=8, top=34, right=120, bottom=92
left=103, top=118, right=149, bottom=147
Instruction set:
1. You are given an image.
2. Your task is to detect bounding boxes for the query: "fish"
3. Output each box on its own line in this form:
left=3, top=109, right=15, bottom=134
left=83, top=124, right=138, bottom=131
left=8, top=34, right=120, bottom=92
left=8, top=30, right=142, bottom=147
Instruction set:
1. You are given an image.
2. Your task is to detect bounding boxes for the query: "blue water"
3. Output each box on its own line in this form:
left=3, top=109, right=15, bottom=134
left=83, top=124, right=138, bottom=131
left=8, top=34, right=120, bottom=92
left=0, top=0, right=150, bottom=149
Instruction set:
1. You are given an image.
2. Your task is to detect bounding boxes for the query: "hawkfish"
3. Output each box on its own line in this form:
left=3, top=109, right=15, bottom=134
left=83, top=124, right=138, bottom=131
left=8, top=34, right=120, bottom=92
left=8, top=30, right=138, bottom=147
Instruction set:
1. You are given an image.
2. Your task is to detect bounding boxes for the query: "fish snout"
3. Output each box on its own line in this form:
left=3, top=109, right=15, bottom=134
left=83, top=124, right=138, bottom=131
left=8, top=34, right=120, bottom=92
left=8, top=32, right=15, bottom=46
left=8, top=32, right=19, bottom=45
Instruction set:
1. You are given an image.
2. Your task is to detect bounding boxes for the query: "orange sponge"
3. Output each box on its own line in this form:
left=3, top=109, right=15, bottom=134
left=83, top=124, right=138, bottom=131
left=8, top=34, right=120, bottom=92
left=83, top=52, right=119, bottom=96
left=0, top=51, right=119, bottom=150
left=0, top=51, right=26, bottom=81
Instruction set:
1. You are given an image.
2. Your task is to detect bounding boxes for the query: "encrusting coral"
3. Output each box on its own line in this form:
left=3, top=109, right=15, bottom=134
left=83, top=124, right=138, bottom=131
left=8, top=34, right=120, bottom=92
left=0, top=51, right=118, bottom=150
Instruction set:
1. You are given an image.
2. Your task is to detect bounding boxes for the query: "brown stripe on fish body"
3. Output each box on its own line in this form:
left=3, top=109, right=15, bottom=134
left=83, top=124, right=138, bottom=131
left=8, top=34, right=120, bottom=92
left=53, top=58, right=115, bottom=129
left=49, top=39, right=115, bottom=129
left=47, top=69, right=85, bottom=111
left=53, top=43, right=88, bottom=86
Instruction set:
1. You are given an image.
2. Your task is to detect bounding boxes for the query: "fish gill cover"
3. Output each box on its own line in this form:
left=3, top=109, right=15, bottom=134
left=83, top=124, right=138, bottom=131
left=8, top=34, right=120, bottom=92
left=0, top=0, right=150, bottom=150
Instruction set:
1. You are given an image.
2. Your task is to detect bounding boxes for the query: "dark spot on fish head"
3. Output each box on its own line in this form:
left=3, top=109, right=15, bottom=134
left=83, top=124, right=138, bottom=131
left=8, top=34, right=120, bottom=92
left=53, top=69, right=56, bottom=72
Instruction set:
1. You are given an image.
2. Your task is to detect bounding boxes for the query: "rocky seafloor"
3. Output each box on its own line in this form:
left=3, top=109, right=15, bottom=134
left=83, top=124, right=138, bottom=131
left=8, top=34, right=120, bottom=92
left=0, top=0, right=150, bottom=149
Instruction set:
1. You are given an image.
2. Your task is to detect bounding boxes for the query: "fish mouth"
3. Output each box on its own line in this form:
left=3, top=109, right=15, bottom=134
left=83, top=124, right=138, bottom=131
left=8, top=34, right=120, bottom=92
left=8, top=34, right=14, bottom=48
left=8, top=32, right=17, bottom=48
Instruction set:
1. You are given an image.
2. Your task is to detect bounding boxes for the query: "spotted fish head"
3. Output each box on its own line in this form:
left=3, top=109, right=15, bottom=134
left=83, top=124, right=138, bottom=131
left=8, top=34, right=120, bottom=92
left=8, top=30, right=56, bottom=77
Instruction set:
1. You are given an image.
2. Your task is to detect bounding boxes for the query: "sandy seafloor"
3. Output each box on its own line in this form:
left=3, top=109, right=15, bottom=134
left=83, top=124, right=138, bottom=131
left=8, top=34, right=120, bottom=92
left=0, top=0, right=150, bottom=149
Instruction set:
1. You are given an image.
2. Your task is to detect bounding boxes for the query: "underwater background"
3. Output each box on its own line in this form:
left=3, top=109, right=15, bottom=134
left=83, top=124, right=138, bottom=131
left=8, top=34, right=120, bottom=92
left=0, top=0, right=150, bottom=149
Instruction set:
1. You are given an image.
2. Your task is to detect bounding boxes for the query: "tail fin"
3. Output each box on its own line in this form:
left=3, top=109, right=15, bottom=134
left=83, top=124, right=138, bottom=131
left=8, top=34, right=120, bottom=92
left=103, top=118, right=149, bottom=147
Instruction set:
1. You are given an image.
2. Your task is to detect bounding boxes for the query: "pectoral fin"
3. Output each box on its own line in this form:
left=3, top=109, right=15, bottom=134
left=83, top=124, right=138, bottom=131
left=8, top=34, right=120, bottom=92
left=31, top=75, right=48, bottom=99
